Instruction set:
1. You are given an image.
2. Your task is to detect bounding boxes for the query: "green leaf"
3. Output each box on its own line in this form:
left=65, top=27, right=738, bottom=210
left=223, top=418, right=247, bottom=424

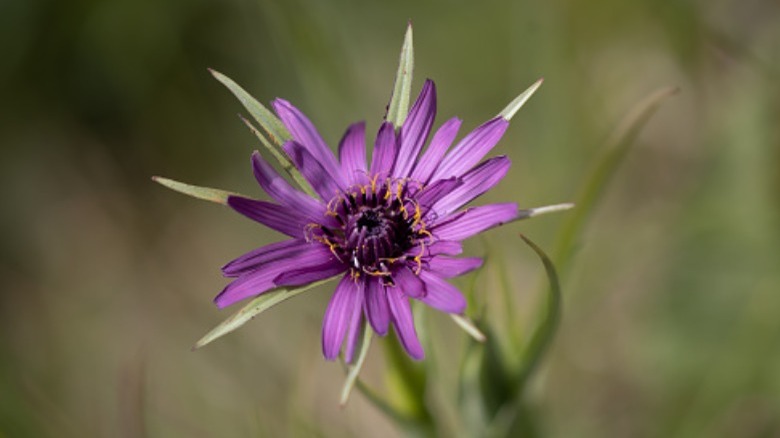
left=478, top=324, right=516, bottom=417
left=450, top=314, right=486, bottom=343
left=209, top=69, right=316, bottom=197
left=354, top=379, right=417, bottom=429
left=385, top=23, right=414, bottom=129
left=193, top=277, right=336, bottom=350
left=151, top=176, right=237, bottom=205
left=498, top=78, right=544, bottom=121
left=382, top=333, right=433, bottom=427
left=515, top=234, right=562, bottom=391
left=457, top=339, right=490, bottom=435
left=340, top=324, right=372, bottom=406
left=554, top=86, right=678, bottom=271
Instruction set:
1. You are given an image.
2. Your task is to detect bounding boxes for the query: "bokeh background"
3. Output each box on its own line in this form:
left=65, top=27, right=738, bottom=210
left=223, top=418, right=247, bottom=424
left=2, top=0, right=779, bottom=436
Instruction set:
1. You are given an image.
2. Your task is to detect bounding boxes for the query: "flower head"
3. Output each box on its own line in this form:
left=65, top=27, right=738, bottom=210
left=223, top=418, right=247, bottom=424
left=217, top=79, right=519, bottom=361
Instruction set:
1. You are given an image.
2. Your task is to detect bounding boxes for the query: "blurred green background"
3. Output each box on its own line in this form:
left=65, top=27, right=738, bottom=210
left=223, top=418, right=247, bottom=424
left=1, top=0, right=779, bottom=436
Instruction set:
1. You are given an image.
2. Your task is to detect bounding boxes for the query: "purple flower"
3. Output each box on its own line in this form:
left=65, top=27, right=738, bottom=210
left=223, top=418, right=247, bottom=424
left=218, top=80, right=518, bottom=361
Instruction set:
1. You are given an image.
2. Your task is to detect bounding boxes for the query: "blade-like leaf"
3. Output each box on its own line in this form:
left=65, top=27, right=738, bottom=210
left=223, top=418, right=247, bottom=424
left=340, top=324, right=373, bottom=406
left=152, top=176, right=238, bottom=205
left=354, top=379, right=417, bottom=428
left=382, top=334, right=434, bottom=427
left=498, top=78, right=544, bottom=121
left=385, top=23, right=414, bottom=129
left=516, top=234, right=561, bottom=391
left=193, top=277, right=336, bottom=350
left=553, top=86, right=678, bottom=271
left=450, top=314, right=486, bottom=343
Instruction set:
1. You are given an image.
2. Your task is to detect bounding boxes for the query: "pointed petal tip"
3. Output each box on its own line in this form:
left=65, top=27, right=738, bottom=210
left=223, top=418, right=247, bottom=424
left=212, top=289, right=233, bottom=309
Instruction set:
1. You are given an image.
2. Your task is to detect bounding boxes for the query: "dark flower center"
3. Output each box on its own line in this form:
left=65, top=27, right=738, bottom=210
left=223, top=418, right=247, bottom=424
left=305, top=177, right=432, bottom=280
left=356, top=210, right=384, bottom=235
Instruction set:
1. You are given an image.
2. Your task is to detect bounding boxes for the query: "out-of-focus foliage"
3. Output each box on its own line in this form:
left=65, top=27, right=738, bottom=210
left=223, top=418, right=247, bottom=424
left=1, top=0, right=779, bottom=436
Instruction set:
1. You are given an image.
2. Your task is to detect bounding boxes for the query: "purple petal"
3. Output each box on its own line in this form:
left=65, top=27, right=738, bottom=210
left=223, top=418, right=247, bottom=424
left=418, top=271, right=467, bottom=314
left=273, top=99, right=345, bottom=185
left=228, top=195, right=307, bottom=238
left=322, top=275, right=360, bottom=360
left=214, top=243, right=334, bottom=308
left=284, top=140, right=343, bottom=201
left=369, top=122, right=397, bottom=177
left=428, top=256, right=483, bottom=278
left=431, top=117, right=509, bottom=180
left=387, top=287, right=424, bottom=360
left=425, top=240, right=464, bottom=256
left=273, top=257, right=344, bottom=287
left=392, top=266, right=426, bottom=299
left=222, top=238, right=308, bottom=277
left=432, top=203, right=519, bottom=241
left=404, top=240, right=463, bottom=264
left=338, top=122, right=368, bottom=185
left=364, top=277, right=390, bottom=335
left=251, top=152, right=325, bottom=220
left=414, top=177, right=461, bottom=217
left=344, top=283, right=365, bottom=363
left=431, top=156, right=511, bottom=216
left=410, top=117, right=462, bottom=183
left=394, top=80, right=436, bottom=177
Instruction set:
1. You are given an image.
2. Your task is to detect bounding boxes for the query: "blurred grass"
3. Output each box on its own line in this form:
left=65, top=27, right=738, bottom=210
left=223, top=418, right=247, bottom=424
left=1, top=0, right=779, bottom=436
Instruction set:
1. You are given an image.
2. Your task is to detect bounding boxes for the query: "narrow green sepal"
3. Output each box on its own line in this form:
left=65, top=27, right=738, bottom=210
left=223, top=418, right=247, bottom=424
left=498, top=78, right=544, bottom=121
left=515, top=202, right=575, bottom=221
left=193, top=278, right=335, bottom=350
left=209, top=68, right=291, bottom=145
left=237, top=114, right=317, bottom=197
left=385, top=23, right=414, bottom=129
left=451, top=314, right=486, bottom=342
left=152, top=176, right=237, bottom=205
left=209, top=69, right=316, bottom=197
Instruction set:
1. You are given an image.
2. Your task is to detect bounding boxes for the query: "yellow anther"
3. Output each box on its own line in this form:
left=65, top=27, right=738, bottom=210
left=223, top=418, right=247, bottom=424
left=413, top=242, right=425, bottom=275
left=370, top=174, right=379, bottom=193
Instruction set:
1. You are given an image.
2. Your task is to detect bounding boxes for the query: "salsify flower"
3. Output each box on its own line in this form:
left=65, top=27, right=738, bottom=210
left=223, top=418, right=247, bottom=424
left=217, top=79, right=521, bottom=361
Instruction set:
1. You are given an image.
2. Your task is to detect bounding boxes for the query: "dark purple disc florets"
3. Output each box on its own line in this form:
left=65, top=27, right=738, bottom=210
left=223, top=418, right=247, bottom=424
left=305, top=176, right=432, bottom=283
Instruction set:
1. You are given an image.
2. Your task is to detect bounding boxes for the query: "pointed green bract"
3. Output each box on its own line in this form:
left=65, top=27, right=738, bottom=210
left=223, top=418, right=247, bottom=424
left=498, top=78, right=544, bottom=121
left=515, top=202, right=575, bottom=221
left=193, top=278, right=336, bottom=350
left=152, top=176, right=238, bottom=205
left=385, top=23, right=414, bottom=129
left=209, top=69, right=317, bottom=197
left=450, top=314, right=486, bottom=342
left=210, top=69, right=291, bottom=145
left=340, top=324, right=373, bottom=406
left=238, top=115, right=317, bottom=197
